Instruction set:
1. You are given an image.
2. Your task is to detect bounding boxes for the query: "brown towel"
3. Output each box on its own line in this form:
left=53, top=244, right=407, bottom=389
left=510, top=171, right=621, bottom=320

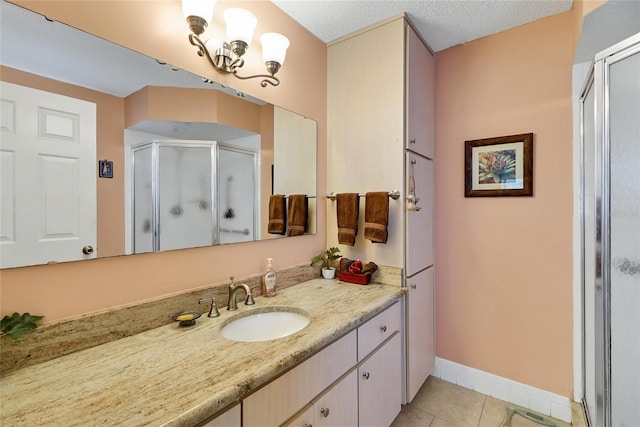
left=286, top=194, right=308, bottom=236
left=364, top=192, right=389, bottom=243
left=337, top=193, right=359, bottom=246
left=268, top=195, right=286, bottom=235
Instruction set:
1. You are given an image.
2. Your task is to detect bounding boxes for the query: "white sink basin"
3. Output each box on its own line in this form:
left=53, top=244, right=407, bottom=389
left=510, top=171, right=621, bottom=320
left=219, top=307, right=310, bottom=342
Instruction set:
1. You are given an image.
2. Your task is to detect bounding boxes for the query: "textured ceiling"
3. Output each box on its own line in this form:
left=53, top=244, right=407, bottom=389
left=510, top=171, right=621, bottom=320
left=271, top=0, right=574, bottom=51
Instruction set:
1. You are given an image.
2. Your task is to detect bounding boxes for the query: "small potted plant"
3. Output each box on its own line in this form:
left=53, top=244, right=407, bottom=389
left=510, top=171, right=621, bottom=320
left=311, top=247, right=342, bottom=279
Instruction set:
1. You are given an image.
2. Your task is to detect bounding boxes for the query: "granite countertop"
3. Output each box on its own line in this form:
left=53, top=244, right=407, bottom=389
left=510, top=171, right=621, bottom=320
left=0, top=279, right=404, bottom=426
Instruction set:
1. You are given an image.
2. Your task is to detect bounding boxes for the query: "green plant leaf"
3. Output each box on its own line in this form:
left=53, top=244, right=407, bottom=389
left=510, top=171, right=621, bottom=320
left=311, top=247, right=342, bottom=268
left=1, top=312, right=44, bottom=339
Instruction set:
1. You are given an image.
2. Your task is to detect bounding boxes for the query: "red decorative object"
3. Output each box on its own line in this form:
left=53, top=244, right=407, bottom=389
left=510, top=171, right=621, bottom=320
left=338, top=270, right=372, bottom=285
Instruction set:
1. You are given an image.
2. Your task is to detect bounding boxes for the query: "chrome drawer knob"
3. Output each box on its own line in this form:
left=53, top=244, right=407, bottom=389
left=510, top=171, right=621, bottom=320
left=320, top=407, right=330, bottom=417
left=410, top=284, right=417, bottom=289
left=362, top=372, right=370, bottom=380
left=380, top=325, right=387, bottom=332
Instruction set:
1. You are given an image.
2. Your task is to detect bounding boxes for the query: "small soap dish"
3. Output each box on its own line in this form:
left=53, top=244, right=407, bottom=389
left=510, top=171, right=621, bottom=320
left=172, top=311, right=202, bottom=327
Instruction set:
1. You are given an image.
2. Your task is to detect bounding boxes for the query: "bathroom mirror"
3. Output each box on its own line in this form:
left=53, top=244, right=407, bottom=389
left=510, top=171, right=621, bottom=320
left=0, top=2, right=317, bottom=269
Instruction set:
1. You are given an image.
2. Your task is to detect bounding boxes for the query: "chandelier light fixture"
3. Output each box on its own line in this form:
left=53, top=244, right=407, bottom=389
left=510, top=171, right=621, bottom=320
left=182, top=0, right=290, bottom=87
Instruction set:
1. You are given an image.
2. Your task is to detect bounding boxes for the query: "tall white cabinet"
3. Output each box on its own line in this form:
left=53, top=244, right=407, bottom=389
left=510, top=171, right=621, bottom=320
left=328, top=15, right=436, bottom=406
left=404, top=23, right=436, bottom=402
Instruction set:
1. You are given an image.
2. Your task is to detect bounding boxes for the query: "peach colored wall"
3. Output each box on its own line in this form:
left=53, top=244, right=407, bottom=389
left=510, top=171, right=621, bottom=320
left=0, top=66, right=125, bottom=258
left=434, top=11, right=576, bottom=396
left=1, top=1, right=326, bottom=325
left=124, top=86, right=262, bottom=133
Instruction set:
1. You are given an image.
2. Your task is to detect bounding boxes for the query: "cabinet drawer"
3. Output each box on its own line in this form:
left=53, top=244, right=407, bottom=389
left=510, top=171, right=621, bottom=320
left=243, top=330, right=357, bottom=427
left=357, top=302, right=401, bottom=361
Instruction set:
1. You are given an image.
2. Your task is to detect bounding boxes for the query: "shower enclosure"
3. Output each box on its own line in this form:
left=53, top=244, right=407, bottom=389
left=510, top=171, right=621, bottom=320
left=132, top=140, right=258, bottom=253
left=580, top=33, right=640, bottom=426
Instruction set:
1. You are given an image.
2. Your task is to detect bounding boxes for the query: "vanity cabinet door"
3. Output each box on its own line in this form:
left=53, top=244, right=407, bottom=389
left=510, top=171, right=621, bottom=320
left=406, top=266, right=435, bottom=402
left=286, top=370, right=358, bottom=427
left=314, top=370, right=358, bottom=427
left=242, top=330, right=356, bottom=426
left=406, top=24, right=435, bottom=159
left=358, top=333, right=402, bottom=427
left=200, top=404, right=240, bottom=427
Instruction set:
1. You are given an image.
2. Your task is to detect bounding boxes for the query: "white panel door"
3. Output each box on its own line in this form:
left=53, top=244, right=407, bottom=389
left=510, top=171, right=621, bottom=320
left=406, top=152, right=434, bottom=276
left=0, top=82, right=96, bottom=268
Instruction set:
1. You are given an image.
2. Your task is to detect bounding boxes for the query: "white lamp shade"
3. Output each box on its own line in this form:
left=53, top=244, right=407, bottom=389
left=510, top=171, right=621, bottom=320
left=182, top=0, right=216, bottom=24
left=205, top=38, right=224, bottom=52
left=260, top=33, right=290, bottom=65
left=224, top=8, right=257, bottom=45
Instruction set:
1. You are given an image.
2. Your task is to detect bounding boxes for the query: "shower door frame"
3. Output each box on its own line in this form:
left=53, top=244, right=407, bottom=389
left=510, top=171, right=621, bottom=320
left=130, top=139, right=218, bottom=254
left=581, top=32, right=640, bottom=427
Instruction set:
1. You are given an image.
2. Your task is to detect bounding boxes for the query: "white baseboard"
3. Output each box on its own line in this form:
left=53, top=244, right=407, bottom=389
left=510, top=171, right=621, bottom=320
left=433, top=358, right=573, bottom=423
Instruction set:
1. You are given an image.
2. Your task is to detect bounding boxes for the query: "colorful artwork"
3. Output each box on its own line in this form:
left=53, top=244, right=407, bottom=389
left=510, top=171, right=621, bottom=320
left=464, top=133, right=533, bottom=197
left=478, top=149, right=516, bottom=184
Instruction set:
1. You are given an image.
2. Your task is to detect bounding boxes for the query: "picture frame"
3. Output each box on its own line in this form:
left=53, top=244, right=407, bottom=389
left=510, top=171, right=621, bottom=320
left=98, top=160, right=113, bottom=179
left=464, top=133, right=533, bottom=197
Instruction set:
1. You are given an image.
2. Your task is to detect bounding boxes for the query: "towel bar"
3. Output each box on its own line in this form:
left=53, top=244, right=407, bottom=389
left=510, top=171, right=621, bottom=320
left=326, top=190, right=400, bottom=201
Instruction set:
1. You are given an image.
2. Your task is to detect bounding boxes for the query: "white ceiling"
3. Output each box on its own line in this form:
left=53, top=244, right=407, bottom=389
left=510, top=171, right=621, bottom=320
left=271, top=0, right=573, bottom=51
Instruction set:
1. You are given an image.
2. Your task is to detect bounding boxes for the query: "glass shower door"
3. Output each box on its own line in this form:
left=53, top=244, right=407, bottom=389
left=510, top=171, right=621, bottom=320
left=583, top=33, right=640, bottom=427
left=158, top=145, right=214, bottom=252
left=217, top=145, right=257, bottom=244
left=607, top=39, right=640, bottom=427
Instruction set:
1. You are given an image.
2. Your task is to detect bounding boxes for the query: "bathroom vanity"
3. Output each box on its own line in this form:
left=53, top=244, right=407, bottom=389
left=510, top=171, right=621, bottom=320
left=0, top=279, right=404, bottom=426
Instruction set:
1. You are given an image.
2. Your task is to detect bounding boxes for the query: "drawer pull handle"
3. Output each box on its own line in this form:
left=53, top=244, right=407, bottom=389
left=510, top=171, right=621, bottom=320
left=303, top=424, right=313, bottom=427
left=410, top=138, right=416, bottom=144
left=320, top=408, right=330, bottom=418
left=363, top=372, right=370, bottom=380
left=410, top=284, right=417, bottom=289
left=380, top=325, right=387, bottom=332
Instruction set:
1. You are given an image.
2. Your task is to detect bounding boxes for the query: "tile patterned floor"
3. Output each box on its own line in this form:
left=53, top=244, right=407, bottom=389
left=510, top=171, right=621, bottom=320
left=391, top=377, right=588, bottom=427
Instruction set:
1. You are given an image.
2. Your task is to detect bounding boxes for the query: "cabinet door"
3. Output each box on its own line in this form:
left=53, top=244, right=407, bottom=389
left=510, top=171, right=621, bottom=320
left=359, top=333, right=402, bottom=427
left=406, top=25, right=435, bottom=159
left=406, top=153, right=434, bottom=276
left=285, top=371, right=358, bottom=427
left=243, top=331, right=356, bottom=426
left=200, top=404, right=240, bottom=427
left=315, top=370, right=358, bottom=427
left=406, top=267, right=435, bottom=402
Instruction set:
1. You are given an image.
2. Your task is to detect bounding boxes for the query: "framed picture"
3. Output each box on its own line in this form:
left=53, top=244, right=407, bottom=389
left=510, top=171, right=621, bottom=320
left=464, top=133, right=533, bottom=197
left=98, top=160, right=113, bottom=179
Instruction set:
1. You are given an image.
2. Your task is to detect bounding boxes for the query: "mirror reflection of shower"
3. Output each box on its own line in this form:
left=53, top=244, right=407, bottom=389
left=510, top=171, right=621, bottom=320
left=131, top=140, right=258, bottom=253
left=217, top=146, right=258, bottom=245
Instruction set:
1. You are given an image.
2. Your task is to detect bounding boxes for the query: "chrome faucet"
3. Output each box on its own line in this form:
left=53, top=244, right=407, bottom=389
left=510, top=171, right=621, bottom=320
left=227, top=276, right=255, bottom=311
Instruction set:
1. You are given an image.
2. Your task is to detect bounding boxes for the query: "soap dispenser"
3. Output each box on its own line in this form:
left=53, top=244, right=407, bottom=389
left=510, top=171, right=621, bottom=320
left=263, top=258, right=277, bottom=297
